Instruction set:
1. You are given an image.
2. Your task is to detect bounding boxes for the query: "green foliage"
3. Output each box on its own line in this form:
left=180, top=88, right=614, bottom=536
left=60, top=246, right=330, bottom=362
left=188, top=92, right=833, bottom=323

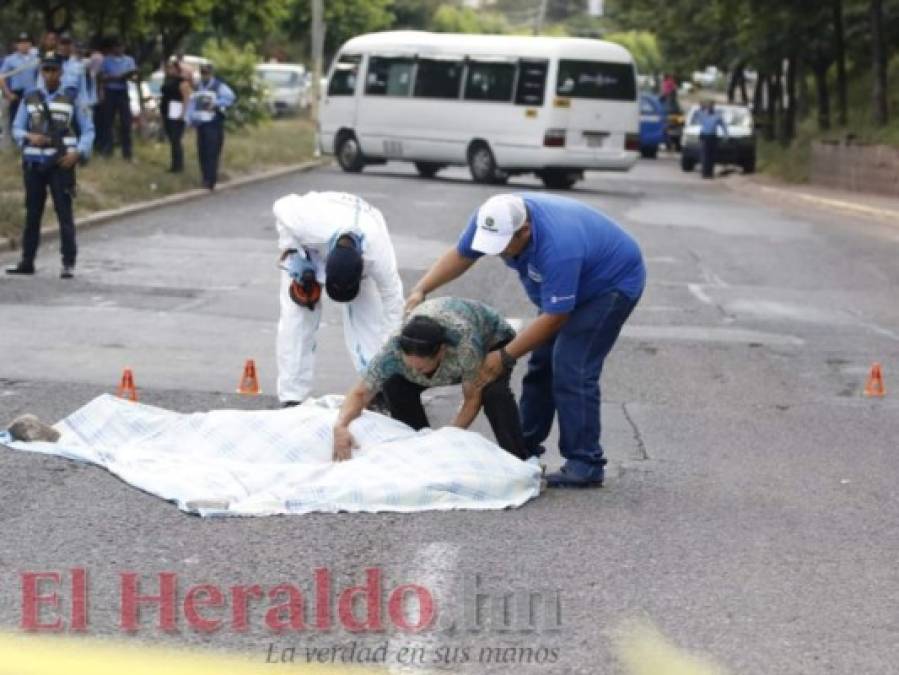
left=604, top=31, right=663, bottom=75
left=430, top=5, right=510, bottom=34
left=284, top=0, right=394, bottom=59
left=202, top=39, right=269, bottom=128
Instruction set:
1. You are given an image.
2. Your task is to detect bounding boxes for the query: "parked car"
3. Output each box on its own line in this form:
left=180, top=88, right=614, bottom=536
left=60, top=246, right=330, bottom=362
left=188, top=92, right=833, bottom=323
left=638, top=93, right=666, bottom=159
left=680, top=103, right=756, bottom=174
left=256, top=63, right=309, bottom=116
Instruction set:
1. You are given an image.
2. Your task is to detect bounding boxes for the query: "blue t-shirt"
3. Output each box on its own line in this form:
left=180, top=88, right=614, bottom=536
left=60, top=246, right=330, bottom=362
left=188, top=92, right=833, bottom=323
left=101, top=54, right=136, bottom=91
left=1, top=52, right=39, bottom=92
left=457, top=193, right=645, bottom=314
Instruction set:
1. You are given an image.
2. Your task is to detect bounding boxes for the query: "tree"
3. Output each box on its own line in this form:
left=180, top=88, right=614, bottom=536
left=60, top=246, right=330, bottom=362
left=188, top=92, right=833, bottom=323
left=869, top=0, right=889, bottom=125
left=284, top=0, right=393, bottom=61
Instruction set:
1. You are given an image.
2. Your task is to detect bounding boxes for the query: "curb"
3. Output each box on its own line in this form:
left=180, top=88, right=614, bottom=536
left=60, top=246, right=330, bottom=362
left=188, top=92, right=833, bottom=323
left=0, top=158, right=329, bottom=253
left=726, top=176, right=899, bottom=226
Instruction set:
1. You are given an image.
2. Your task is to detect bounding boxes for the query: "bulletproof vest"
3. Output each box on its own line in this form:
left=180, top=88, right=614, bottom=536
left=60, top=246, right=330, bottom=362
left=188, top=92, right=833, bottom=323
left=192, top=81, right=221, bottom=123
left=22, top=89, right=78, bottom=165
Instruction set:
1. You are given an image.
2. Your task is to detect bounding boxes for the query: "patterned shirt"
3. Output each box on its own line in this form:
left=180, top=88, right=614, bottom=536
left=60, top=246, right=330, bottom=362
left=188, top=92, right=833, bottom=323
left=363, top=297, right=515, bottom=392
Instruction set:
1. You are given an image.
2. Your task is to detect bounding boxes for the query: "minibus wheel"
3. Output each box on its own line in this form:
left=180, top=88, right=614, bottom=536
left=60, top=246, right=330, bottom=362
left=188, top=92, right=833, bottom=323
left=468, top=143, right=500, bottom=184
left=336, top=133, right=365, bottom=173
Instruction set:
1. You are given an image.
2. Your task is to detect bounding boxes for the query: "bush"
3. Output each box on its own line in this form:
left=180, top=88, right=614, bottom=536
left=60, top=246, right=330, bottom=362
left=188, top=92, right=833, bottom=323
left=201, top=39, right=269, bottom=129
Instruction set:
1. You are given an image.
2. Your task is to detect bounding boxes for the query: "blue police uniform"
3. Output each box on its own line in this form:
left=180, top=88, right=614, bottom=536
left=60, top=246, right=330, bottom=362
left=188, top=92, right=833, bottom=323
left=695, top=107, right=728, bottom=178
left=2, top=51, right=40, bottom=126
left=458, top=193, right=646, bottom=483
left=9, top=78, right=94, bottom=274
left=99, top=53, right=136, bottom=158
left=186, top=75, right=236, bottom=189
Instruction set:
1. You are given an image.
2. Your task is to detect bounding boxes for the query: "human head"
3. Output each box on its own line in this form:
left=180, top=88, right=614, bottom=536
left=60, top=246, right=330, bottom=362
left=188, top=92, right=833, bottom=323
left=199, top=63, right=213, bottom=83
left=42, top=31, right=58, bottom=53
left=324, top=233, right=364, bottom=302
left=470, top=194, right=530, bottom=259
left=399, top=315, right=448, bottom=375
left=111, top=38, right=124, bottom=55
left=40, top=54, right=62, bottom=90
left=165, top=56, right=181, bottom=77
left=58, top=33, right=72, bottom=58
left=16, top=32, right=31, bottom=54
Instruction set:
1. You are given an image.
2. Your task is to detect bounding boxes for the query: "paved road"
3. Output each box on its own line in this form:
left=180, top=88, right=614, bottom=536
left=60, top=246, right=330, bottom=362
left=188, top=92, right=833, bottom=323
left=1, top=156, right=898, bottom=674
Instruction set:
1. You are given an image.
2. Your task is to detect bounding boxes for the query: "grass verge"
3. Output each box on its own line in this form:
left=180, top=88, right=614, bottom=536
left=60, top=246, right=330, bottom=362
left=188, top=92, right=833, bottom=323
left=0, top=116, right=315, bottom=242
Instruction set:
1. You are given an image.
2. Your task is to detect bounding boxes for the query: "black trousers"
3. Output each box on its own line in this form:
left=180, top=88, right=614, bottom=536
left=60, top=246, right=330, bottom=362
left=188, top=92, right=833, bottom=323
left=100, top=88, right=132, bottom=158
left=22, top=163, right=77, bottom=266
left=164, top=118, right=185, bottom=171
left=196, top=117, right=224, bottom=188
left=381, top=370, right=529, bottom=460
left=700, top=133, right=718, bottom=178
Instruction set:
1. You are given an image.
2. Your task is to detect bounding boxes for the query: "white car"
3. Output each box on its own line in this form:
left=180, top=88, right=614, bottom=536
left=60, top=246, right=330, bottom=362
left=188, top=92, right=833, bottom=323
left=256, top=63, right=309, bottom=115
left=680, top=103, right=756, bottom=174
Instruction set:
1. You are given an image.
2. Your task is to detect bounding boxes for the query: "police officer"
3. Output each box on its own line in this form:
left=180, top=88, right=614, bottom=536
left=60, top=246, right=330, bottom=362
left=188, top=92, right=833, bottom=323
left=273, top=191, right=404, bottom=407
left=696, top=100, right=728, bottom=179
left=406, top=194, right=646, bottom=488
left=5, top=54, right=94, bottom=279
left=187, top=63, right=235, bottom=190
left=98, top=37, right=136, bottom=159
left=1, top=33, right=39, bottom=130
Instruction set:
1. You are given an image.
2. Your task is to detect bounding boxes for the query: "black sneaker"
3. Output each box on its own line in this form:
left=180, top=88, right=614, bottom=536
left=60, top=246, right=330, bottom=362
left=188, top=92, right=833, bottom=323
left=60, top=265, right=74, bottom=279
left=5, top=261, right=35, bottom=275
left=280, top=401, right=300, bottom=409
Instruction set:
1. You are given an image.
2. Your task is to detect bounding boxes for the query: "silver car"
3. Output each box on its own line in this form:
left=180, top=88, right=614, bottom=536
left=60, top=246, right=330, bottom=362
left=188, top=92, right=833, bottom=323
left=680, top=104, right=756, bottom=174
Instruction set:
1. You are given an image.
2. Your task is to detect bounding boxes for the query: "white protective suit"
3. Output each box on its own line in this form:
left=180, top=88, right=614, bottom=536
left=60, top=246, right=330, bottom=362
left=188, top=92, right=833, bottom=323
left=274, top=192, right=404, bottom=403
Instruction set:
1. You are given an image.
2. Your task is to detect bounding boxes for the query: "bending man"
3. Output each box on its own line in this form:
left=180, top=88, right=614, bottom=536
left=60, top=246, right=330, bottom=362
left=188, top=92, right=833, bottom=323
left=275, top=191, right=404, bottom=407
left=405, top=194, right=645, bottom=488
left=332, top=297, right=527, bottom=462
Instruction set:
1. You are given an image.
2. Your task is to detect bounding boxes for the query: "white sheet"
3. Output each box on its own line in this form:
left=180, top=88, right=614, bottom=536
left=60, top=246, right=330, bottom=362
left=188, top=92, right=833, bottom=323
left=1, top=395, right=541, bottom=516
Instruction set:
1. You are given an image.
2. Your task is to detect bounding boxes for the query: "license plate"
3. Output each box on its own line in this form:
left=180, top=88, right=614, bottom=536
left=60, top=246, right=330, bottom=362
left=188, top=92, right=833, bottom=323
left=583, top=132, right=608, bottom=148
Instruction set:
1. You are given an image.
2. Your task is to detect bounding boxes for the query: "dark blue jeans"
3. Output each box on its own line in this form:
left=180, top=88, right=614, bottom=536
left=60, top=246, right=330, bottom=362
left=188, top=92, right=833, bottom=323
left=197, top=117, right=225, bottom=188
left=519, top=290, right=640, bottom=480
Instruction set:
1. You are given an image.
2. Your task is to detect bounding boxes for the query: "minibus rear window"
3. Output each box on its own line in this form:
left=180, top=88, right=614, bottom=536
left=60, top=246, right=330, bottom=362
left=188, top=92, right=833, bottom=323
left=328, top=55, right=361, bottom=96
left=515, top=60, right=548, bottom=106
left=556, top=60, right=636, bottom=101
left=414, top=59, right=464, bottom=99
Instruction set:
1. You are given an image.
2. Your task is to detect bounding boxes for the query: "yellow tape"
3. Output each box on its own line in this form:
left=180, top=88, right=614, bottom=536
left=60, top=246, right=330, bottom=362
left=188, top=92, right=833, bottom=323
left=0, top=633, right=379, bottom=675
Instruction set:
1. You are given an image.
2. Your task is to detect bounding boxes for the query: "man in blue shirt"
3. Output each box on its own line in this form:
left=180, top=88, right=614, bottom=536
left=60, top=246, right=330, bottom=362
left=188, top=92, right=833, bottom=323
left=1, top=33, right=39, bottom=132
left=187, top=62, right=236, bottom=190
left=5, top=54, right=94, bottom=279
left=406, top=193, right=646, bottom=487
left=695, top=100, right=728, bottom=179
left=98, top=38, right=136, bottom=159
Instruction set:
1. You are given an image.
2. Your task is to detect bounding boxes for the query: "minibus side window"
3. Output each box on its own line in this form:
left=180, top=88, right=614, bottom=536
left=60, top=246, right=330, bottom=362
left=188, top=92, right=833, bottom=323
left=464, top=61, right=516, bottom=102
left=514, top=60, right=548, bottom=106
left=556, top=60, right=637, bottom=100
left=413, top=59, right=464, bottom=99
left=365, top=57, right=414, bottom=96
left=328, top=54, right=361, bottom=96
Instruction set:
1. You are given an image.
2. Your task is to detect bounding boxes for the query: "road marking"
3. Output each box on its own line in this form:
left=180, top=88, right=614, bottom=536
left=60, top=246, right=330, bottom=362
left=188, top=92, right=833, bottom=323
left=388, top=542, right=459, bottom=674
left=757, top=184, right=899, bottom=225
left=623, top=325, right=804, bottom=346
left=687, top=283, right=713, bottom=305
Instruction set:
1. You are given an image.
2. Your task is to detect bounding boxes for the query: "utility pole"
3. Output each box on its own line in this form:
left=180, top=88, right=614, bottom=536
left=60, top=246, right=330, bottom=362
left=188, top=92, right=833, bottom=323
left=310, top=0, right=325, bottom=156
left=533, top=0, right=549, bottom=35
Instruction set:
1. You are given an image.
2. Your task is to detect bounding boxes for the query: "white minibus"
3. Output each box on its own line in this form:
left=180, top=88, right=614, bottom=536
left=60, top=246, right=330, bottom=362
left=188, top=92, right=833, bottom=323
left=319, top=31, right=640, bottom=189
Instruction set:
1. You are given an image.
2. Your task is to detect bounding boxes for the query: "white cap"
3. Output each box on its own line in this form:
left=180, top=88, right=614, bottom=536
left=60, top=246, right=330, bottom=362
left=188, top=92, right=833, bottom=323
left=471, top=194, right=527, bottom=255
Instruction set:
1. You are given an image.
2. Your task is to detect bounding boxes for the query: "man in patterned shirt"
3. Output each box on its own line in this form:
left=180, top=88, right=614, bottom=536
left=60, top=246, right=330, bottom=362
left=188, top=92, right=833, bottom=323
left=332, top=297, right=527, bottom=462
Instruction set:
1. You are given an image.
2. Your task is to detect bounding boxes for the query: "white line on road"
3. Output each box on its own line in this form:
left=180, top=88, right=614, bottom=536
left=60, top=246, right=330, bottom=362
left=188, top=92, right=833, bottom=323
left=687, top=283, right=714, bottom=305
left=388, top=542, right=459, bottom=674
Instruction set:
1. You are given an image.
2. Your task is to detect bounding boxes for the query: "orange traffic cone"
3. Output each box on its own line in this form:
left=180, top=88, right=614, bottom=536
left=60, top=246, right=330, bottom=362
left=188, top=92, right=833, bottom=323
left=237, top=359, right=261, bottom=395
left=116, top=368, right=138, bottom=402
left=864, top=362, right=886, bottom=397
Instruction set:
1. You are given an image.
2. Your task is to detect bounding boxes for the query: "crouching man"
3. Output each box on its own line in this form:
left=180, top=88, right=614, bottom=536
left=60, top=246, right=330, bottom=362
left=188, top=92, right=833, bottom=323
left=332, top=297, right=527, bottom=462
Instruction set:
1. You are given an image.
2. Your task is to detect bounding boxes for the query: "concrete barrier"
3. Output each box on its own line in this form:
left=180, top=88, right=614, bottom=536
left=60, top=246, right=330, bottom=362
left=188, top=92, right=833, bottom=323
left=809, top=140, right=899, bottom=198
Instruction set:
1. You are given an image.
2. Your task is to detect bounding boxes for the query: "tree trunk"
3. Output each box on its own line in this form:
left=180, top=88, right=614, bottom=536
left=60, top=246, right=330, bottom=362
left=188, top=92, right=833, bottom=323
left=782, top=54, right=797, bottom=145
left=832, top=0, right=848, bottom=126
left=870, top=0, right=889, bottom=125
left=813, top=60, right=831, bottom=131
left=766, top=71, right=780, bottom=142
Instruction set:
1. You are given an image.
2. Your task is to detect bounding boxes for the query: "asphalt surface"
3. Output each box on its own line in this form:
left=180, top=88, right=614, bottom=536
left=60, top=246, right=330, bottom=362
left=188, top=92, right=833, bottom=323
left=1, top=155, right=898, bottom=674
